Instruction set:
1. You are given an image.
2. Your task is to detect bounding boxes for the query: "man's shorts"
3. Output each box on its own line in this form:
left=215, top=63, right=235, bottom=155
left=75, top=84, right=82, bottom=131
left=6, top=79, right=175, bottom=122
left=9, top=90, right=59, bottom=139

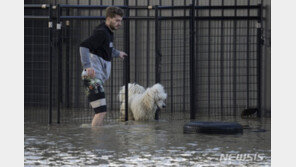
left=83, top=78, right=107, bottom=114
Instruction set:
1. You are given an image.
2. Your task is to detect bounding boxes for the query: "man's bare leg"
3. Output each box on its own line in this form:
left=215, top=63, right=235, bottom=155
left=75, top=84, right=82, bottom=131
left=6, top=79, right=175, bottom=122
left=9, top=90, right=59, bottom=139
left=92, top=112, right=107, bottom=127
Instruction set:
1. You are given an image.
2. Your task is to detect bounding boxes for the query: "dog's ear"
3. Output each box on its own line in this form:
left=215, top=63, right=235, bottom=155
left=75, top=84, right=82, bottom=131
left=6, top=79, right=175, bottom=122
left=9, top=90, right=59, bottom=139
left=153, top=84, right=167, bottom=100
left=154, top=88, right=159, bottom=94
left=163, top=93, right=167, bottom=99
left=142, top=89, right=154, bottom=111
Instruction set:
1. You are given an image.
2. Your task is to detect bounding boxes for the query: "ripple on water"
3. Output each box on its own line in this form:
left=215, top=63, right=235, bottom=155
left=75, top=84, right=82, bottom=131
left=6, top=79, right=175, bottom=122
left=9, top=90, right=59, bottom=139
left=25, top=119, right=271, bottom=166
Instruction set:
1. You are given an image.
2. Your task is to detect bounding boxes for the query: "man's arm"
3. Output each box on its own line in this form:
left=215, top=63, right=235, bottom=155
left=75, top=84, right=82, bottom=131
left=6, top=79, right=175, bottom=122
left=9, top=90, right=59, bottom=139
left=80, top=47, right=91, bottom=69
left=112, top=48, right=120, bottom=58
left=80, top=46, right=95, bottom=77
left=112, top=48, right=128, bottom=59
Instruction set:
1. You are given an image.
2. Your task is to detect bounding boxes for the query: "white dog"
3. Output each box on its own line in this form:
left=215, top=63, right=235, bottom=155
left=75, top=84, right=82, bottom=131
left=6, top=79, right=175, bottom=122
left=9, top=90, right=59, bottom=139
left=119, top=83, right=167, bottom=121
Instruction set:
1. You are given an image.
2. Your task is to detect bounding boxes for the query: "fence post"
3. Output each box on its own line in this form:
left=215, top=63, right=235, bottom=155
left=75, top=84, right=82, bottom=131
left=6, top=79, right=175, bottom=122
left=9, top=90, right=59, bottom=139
left=65, top=8, right=70, bottom=108
left=257, top=1, right=263, bottom=117
left=220, top=0, right=225, bottom=117
left=207, top=0, right=212, bottom=117
left=247, top=0, right=250, bottom=110
left=233, top=0, right=237, bottom=116
left=48, top=4, right=53, bottom=124
left=154, top=5, right=160, bottom=120
left=124, top=1, right=130, bottom=121
left=57, top=4, right=62, bottom=124
left=189, top=2, right=196, bottom=119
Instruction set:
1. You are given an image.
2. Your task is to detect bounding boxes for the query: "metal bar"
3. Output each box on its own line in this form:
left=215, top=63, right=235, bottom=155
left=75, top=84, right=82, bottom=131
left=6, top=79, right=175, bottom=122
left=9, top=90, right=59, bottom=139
left=59, top=4, right=159, bottom=10
left=60, top=16, right=155, bottom=20
left=170, top=0, right=174, bottom=115
left=48, top=4, right=53, bottom=124
left=146, top=0, right=150, bottom=87
left=77, top=0, right=82, bottom=122
left=24, top=16, right=50, bottom=19
left=129, top=5, right=155, bottom=10
left=24, top=4, right=50, bottom=8
left=65, top=8, right=70, bottom=108
left=160, top=5, right=262, bottom=10
left=57, top=4, right=62, bottom=124
left=189, top=16, right=261, bottom=20
left=194, top=5, right=260, bottom=10
left=157, top=16, right=260, bottom=20
left=189, top=2, right=195, bottom=119
left=257, top=2, right=263, bottom=117
left=110, top=0, right=114, bottom=113
left=60, top=16, right=105, bottom=19
left=158, top=5, right=191, bottom=9
left=182, top=0, right=186, bottom=116
left=124, top=2, right=130, bottom=121
left=127, top=6, right=155, bottom=9
left=78, top=0, right=84, bottom=123
left=226, top=20, right=231, bottom=116
left=154, top=5, right=160, bottom=120
left=135, top=0, right=138, bottom=82
left=207, top=0, right=211, bottom=117
left=155, top=5, right=160, bottom=84
left=57, top=4, right=259, bottom=10
left=247, top=0, right=250, bottom=109
left=59, top=4, right=127, bottom=9
left=220, top=0, right=224, bottom=117
left=195, top=0, right=199, bottom=118
left=57, top=16, right=260, bottom=20
left=233, top=0, right=237, bottom=116
left=194, top=16, right=260, bottom=20
left=122, top=16, right=155, bottom=20
left=74, top=1, right=81, bottom=119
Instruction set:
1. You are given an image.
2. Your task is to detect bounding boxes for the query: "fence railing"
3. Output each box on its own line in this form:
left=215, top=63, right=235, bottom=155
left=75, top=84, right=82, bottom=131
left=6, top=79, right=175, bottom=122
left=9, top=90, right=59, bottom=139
left=24, top=0, right=263, bottom=124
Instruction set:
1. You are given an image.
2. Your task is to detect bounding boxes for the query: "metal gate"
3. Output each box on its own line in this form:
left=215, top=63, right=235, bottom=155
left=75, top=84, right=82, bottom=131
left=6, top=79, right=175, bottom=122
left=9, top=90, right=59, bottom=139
left=24, top=4, right=53, bottom=123
left=155, top=1, right=263, bottom=119
left=154, top=5, right=191, bottom=120
left=25, top=2, right=130, bottom=124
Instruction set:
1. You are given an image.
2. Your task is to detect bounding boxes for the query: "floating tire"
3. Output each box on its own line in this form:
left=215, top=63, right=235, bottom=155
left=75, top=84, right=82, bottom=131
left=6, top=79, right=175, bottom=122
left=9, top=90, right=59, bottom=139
left=183, top=121, right=243, bottom=134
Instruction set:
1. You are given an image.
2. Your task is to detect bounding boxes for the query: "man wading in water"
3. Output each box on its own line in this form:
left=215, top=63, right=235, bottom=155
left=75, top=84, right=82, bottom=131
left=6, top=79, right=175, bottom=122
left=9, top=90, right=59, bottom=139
left=79, top=7, right=127, bottom=127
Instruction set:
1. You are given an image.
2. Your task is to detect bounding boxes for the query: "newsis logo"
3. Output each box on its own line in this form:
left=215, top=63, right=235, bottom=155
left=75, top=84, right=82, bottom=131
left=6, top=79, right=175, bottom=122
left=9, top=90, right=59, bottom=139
left=220, top=153, right=265, bottom=162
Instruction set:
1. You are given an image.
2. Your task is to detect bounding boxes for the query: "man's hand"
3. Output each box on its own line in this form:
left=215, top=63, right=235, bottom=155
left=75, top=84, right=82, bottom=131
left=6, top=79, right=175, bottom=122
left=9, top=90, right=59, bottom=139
left=119, top=51, right=128, bottom=59
left=85, top=67, right=95, bottom=78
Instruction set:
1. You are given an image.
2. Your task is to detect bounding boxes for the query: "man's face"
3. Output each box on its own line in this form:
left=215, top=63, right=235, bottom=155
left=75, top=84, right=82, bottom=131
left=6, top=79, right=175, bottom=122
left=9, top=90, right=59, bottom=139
left=108, top=15, right=123, bottom=31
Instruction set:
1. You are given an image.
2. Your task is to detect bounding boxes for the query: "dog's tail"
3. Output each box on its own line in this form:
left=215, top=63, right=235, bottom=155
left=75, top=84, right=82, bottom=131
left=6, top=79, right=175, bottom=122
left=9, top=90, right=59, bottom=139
left=119, top=83, right=145, bottom=103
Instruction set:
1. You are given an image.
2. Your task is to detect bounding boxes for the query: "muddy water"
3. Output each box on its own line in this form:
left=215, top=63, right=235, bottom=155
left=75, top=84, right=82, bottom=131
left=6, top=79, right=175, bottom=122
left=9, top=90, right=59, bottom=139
left=24, top=117, right=271, bottom=166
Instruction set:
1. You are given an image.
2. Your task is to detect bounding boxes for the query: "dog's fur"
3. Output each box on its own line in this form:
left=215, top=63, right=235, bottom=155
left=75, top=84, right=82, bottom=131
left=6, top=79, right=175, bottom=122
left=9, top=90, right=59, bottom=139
left=119, top=83, right=167, bottom=121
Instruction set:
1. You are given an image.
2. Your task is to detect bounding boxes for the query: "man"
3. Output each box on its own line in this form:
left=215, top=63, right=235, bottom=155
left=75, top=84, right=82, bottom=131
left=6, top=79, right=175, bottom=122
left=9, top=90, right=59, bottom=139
left=79, top=7, right=127, bottom=127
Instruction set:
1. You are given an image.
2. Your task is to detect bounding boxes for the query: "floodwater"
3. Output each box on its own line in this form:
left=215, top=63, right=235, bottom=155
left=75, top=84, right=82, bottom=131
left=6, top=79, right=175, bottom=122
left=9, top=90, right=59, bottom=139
left=24, top=117, right=271, bottom=166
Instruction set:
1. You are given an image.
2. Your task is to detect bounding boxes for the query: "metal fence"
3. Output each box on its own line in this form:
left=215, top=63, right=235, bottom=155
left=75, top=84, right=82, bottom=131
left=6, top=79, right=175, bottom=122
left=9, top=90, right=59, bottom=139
left=194, top=1, right=262, bottom=118
left=24, top=0, right=264, bottom=124
left=24, top=4, right=52, bottom=123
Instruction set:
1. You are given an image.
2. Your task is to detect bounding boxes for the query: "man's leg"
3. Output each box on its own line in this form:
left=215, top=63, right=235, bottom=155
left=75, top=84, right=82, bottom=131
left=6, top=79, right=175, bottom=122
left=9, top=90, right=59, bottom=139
left=86, top=82, right=107, bottom=127
left=92, top=112, right=107, bottom=127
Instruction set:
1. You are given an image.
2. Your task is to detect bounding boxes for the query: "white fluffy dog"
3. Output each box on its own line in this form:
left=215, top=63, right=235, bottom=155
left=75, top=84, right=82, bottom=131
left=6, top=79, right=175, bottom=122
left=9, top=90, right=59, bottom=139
left=119, top=83, right=167, bottom=121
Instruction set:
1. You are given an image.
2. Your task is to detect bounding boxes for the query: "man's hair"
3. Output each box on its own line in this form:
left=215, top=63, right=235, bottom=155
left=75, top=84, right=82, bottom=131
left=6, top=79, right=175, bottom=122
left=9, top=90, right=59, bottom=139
left=106, top=7, right=124, bottom=18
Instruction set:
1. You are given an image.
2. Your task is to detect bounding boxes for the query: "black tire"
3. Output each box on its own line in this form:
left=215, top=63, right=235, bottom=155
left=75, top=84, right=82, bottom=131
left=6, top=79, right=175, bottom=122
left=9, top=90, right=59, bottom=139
left=183, top=121, right=243, bottom=134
